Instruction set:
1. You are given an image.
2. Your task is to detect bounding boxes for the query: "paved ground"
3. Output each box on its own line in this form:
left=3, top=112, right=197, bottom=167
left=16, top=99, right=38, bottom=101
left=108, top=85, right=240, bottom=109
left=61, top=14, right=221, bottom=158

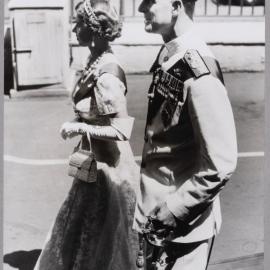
left=3, top=72, right=264, bottom=269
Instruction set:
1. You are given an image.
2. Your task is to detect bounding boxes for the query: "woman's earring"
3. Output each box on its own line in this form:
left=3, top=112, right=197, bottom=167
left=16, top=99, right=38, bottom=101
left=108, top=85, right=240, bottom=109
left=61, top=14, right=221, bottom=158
left=91, top=40, right=95, bottom=48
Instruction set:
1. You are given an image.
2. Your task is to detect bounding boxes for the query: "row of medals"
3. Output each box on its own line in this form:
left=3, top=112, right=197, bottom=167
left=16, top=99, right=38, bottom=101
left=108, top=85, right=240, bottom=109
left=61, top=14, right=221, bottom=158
left=151, top=68, right=184, bottom=127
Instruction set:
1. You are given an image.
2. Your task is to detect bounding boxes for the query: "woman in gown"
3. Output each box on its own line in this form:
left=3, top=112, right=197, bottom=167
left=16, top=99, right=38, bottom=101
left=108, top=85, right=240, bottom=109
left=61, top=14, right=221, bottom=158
left=34, top=1, right=139, bottom=269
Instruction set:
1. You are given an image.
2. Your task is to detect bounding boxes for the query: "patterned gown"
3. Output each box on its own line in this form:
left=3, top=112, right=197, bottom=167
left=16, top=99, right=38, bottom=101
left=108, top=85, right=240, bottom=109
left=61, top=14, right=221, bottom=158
left=34, top=53, right=139, bottom=270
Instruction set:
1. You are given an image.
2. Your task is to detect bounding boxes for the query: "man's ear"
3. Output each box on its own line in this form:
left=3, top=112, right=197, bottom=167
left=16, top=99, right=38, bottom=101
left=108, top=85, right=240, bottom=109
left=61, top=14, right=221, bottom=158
left=171, top=0, right=183, bottom=17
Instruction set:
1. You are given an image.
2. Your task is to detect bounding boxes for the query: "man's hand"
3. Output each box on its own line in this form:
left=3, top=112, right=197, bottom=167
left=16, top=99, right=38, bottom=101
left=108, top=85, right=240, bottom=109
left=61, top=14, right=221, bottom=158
left=149, top=202, right=177, bottom=229
left=60, top=122, right=86, bottom=140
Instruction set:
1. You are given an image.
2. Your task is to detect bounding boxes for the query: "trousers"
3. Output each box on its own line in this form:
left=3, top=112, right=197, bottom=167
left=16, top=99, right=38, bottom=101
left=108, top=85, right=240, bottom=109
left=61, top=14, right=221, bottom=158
left=144, top=238, right=214, bottom=270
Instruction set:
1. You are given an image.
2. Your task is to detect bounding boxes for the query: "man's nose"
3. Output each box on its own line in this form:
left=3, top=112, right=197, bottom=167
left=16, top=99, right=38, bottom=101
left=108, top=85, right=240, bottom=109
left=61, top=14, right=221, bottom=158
left=138, top=1, right=148, bottom=13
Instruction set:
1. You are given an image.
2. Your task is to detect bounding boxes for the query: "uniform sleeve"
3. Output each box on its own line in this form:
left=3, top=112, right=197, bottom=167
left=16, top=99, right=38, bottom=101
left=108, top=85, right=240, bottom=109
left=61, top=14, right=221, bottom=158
left=94, top=73, right=127, bottom=116
left=166, top=75, right=238, bottom=224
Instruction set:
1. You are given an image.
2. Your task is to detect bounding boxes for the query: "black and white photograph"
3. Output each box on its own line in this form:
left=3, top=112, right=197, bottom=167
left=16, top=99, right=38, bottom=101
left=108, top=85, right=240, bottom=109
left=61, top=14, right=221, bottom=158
left=2, top=0, right=265, bottom=269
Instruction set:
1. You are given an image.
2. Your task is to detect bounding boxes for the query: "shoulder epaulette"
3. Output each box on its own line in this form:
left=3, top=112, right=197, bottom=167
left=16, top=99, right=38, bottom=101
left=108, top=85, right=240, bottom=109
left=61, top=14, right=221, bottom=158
left=184, top=49, right=210, bottom=78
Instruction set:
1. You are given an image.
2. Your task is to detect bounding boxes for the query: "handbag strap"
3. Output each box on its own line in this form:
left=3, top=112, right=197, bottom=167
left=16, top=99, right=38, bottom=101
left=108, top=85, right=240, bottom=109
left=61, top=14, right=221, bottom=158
left=77, top=130, right=92, bottom=151
left=86, top=131, right=92, bottom=150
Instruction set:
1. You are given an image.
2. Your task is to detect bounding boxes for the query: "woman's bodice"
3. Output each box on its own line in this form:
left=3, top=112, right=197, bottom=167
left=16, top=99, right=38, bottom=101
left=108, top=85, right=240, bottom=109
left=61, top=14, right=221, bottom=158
left=71, top=53, right=135, bottom=169
left=72, top=53, right=127, bottom=123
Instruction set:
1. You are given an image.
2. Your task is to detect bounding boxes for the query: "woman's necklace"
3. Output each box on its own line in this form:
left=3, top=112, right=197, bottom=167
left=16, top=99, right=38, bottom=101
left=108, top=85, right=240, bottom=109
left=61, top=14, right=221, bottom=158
left=84, top=48, right=112, bottom=75
left=73, top=49, right=112, bottom=102
left=80, top=48, right=112, bottom=89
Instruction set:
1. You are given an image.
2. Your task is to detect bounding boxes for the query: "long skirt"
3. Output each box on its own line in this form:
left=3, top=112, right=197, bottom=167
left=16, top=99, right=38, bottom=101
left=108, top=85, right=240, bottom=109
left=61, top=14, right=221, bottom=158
left=34, top=168, right=138, bottom=270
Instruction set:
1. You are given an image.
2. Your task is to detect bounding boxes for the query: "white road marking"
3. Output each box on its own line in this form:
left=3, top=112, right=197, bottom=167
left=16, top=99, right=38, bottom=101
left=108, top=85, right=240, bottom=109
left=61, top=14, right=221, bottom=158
left=3, top=152, right=265, bottom=166
left=237, top=152, right=264, bottom=157
left=4, top=155, right=68, bottom=165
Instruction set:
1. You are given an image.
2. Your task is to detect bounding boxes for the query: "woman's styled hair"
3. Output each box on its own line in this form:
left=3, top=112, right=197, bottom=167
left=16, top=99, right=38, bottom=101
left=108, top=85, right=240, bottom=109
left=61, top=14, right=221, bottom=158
left=75, top=0, right=122, bottom=42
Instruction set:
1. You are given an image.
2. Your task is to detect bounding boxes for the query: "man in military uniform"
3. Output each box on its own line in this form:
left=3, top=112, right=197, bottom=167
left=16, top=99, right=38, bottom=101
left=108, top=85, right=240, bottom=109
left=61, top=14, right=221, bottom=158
left=133, top=0, right=238, bottom=269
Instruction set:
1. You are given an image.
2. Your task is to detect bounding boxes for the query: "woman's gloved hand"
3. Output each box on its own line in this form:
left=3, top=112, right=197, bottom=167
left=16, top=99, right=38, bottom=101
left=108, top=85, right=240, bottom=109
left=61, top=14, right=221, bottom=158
left=60, top=122, right=86, bottom=140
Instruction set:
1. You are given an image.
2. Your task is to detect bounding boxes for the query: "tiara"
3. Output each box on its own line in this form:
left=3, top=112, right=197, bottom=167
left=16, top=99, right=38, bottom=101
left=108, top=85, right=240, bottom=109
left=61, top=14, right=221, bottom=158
left=84, top=0, right=99, bottom=23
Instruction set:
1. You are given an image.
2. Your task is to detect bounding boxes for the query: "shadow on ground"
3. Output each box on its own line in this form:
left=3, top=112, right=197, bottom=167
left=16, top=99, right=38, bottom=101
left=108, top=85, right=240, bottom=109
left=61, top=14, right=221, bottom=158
left=3, top=250, right=263, bottom=270
left=3, top=250, right=41, bottom=270
left=209, top=253, right=264, bottom=270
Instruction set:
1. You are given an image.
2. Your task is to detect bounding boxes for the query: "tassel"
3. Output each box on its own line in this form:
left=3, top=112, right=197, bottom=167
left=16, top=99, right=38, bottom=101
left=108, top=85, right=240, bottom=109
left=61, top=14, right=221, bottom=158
left=136, top=234, right=145, bottom=269
left=136, top=250, right=144, bottom=269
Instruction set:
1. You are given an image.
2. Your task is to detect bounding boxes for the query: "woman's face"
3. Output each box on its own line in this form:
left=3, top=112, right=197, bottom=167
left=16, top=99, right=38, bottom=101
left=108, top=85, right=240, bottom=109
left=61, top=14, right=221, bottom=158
left=72, top=13, right=92, bottom=46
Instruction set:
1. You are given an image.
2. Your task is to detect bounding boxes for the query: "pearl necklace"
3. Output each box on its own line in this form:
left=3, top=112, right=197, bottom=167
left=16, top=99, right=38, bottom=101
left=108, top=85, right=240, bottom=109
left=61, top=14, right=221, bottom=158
left=84, top=48, right=112, bottom=76
left=80, top=48, right=112, bottom=88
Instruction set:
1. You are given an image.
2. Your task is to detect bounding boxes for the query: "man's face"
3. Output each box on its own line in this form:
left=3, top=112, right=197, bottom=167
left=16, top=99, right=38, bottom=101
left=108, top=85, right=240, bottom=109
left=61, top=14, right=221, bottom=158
left=138, top=0, right=175, bottom=34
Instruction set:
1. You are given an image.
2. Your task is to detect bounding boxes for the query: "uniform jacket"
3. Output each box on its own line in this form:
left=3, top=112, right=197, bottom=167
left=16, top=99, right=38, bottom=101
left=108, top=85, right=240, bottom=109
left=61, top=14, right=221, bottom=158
left=133, top=27, right=238, bottom=243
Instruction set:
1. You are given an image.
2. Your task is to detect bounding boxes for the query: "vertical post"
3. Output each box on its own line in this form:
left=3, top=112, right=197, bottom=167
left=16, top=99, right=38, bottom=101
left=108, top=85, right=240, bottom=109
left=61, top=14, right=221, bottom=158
left=119, top=0, right=124, bottom=16
left=0, top=3, right=4, bottom=265
left=240, top=0, right=244, bottom=16
left=70, top=0, right=74, bottom=22
left=10, top=18, right=18, bottom=91
left=133, top=0, right=136, bottom=17
left=62, top=0, right=71, bottom=89
left=228, top=0, right=232, bottom=16
left=265, top=2, right=270, bottom=270
left=251, top=0, right=255, bottom=16
left=204, top=0, right=207, bottom=16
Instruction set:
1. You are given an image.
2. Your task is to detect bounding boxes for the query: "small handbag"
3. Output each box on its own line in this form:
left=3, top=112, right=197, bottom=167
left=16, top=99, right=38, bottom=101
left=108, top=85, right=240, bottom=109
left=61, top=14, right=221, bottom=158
left=68, top=133, right=97, bottom=183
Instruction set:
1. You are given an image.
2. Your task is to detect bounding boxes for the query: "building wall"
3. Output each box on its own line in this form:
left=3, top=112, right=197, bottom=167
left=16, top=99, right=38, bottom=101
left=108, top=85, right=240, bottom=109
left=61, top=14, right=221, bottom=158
left=5, top=0, right=70, bottom=90
left=70, top=19, right=265, bottom=73
left=4, top=0, right=10, bottom=22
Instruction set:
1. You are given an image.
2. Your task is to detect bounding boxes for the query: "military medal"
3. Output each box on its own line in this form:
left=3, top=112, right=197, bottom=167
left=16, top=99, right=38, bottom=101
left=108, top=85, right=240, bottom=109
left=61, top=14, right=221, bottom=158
left=157, top=69, right=184, bottom=128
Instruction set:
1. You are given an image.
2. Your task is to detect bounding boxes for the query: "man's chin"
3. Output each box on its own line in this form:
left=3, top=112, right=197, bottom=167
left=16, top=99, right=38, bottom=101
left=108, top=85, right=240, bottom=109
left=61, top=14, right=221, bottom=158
left=144, top=23, right=160, bottom=34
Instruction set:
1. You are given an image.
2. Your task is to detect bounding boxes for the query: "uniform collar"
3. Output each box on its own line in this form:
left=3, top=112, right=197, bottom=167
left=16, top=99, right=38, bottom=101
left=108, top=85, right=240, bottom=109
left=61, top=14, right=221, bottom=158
left=164, top=26, right=198, bottom=59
